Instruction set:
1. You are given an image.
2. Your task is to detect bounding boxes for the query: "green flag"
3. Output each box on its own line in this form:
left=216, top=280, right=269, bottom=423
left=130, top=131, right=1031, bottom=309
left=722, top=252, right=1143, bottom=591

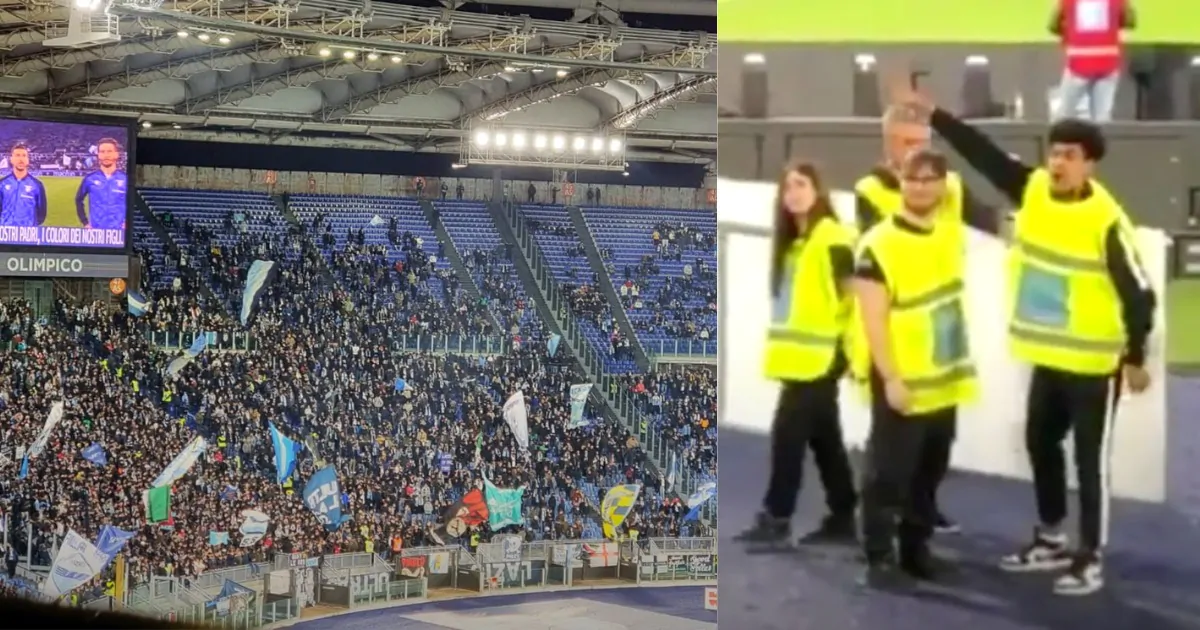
left=144, top=486, right=171, bottom=523
left=482, top=475, right=525, bottom=530
left=473, top=432, right=483, bottom=464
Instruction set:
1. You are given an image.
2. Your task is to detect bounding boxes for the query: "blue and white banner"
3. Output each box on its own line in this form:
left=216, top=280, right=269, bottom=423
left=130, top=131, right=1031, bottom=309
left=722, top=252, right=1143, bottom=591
left=568, top=383, right=591, bottom=429
left=127, top=290, right=150, bottom=317
left=547, top=334, right=561, bottom=357
left=152, top=436, right=207, bottom=488
left=95, top=525, right=135, bottom=564
left=80, top=443, right=107, bottom=467
left=268, top=423, right=299, bottom=484
left=209, top=531, right=230, bottom=546
left=240, top=260, right=277, bottom=326
left=662, top=452, right=677, bottom=494
left=165, top=334, right=209, bottom=378
left=303, top=466, right=350, bottom=531
left=502, top=392, right=529, bottom=451
left=438, top=452, right=453, bottom=475
left=238, top=509, right=270, bottom=547
left=27, top=401, right=65, bottom=459
left=42, top=530, right=107, bottom=598
left=684, top=482, right=716, bottom=522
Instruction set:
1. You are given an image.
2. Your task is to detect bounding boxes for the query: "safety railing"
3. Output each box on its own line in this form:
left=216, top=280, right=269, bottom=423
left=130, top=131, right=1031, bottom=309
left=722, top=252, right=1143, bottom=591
left=642, top=339, right=718, bottom=362
left=146, top=330, right=512, bottom=355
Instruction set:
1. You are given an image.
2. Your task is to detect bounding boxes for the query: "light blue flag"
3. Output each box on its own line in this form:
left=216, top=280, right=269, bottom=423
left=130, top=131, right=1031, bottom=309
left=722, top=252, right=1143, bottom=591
left=127, top=290, right=150, bottom=317
left=568, top=383, right=592, bottom=428
left=18, top=455, right=28, bottom=480
left=683, top=482, right=716, bottom=522
left=95, top=525, right=135, bottom=566
left=80, top=442, right=107, bottom=466
left=208, top=531, right=230, bottom=546
left=482, top=475, right=525, bottom=530
left=241, top=260, right=277, bottom=326
left=165, top=334, right=209, bottom=378
left=269, top=422, right=299, bottom=484
left=186, top=334, right=208, bottom=357
left=547, top=334, right=561, bottom=357
left=303, top=466, right=350, bottom=531
left=152, top=436, right=207, bottom=488
left=394, top=378, right=407, bottom=392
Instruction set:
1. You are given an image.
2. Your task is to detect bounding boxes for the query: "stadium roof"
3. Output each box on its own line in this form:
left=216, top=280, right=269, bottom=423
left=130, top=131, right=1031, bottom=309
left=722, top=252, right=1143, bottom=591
left=0, top=0, right=716, bottom=164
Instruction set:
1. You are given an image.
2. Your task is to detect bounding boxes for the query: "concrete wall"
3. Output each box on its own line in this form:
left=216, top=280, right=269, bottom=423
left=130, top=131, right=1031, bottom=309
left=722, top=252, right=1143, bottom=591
left=718, top=119, right=1196, bottom=231
left=718, top=44, right=1200, bottom=121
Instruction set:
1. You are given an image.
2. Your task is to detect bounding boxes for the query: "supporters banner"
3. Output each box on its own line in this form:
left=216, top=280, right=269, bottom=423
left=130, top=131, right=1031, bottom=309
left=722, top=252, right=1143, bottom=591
left=502, top=391, right=529, bottom=450
left=599, top=484, right=641, bottom=540
left=429, top=552, right=451, bottom=574
left=42, top=530, right=108, bottom=598
left=238, top=509, right=270, bottom=547
left=684, top=482, right=716, bottom=522
left=127, top=289, right=150, bottom=316
left=209, top=531, right=230, bottom=546
left=550, top=544, right=578, bottom=566
left=399, top=555, right=427, bottom=578
left=429, top=488, right=488, bottom=545
left=268, top=423, right=299, bottom=484
left=568, top=383, right=591, bottom=428
left=240, top=260, right=277, bottom=326
left=482, top=474, right=525, bottom=530
left=152, top=436, right=207, bottom=488
left=27, top=401, right=64, bottom=459
left=582, top=542, right=620, bottom=568
left=303, top=466, right=350, bottom=531
left=547, top=334, right=561, bottom=357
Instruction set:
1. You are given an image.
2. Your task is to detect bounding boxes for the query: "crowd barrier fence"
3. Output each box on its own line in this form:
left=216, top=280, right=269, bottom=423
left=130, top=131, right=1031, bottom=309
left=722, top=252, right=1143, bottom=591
left=108, top=538, right=716, bottom=628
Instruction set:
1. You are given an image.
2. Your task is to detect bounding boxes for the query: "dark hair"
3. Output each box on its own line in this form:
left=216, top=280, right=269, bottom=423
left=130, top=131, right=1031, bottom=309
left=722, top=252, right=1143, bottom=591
left=1047, top=118, right=1106, bottom=161
left=900, top=148, right=948, bottom=179
left=769, top=159, right=837, bottom=296
left=97, top=137, right=120, bottom=151
left=10, top=143, right=27, bottom=154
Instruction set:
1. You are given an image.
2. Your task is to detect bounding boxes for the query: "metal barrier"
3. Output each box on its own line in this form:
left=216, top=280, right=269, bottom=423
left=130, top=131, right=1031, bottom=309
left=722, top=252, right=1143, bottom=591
left=118, top=538, right=715, bottom=626
left=146, top=330, right=513, bottom=355
left=643, top=339, right=718, bottom=364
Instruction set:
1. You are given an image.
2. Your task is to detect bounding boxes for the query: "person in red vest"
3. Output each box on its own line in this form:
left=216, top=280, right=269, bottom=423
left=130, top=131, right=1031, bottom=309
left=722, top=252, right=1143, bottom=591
left=1050, top=0, right=1136, bottom=122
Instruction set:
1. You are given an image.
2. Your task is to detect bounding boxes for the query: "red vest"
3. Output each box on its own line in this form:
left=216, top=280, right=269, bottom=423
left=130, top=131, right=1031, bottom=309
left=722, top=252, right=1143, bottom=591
left=1061, top=0, right=1123, bottom=78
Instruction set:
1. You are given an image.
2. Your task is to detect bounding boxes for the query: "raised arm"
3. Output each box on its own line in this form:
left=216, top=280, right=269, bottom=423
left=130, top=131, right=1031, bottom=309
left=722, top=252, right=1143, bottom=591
left=930, top=108, right=1034, bottom=206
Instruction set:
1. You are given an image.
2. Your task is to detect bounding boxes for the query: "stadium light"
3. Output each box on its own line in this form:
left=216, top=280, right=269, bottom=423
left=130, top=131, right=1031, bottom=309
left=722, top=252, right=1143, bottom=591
left=342, top=50, right=356, bottom=60
left=367, top=52, right=379, bottom=61
left=474, top=130, right=490, bottom=147
left=608, top=138, right=622, bottom=153
left=464, top=125, right=627, bottom=171
left=533, top=135, right=548, bottom=150
left=494, top=132, right=508, bottom=148
left=590, top=138, right=604, bottom=153
left=176, top=30, right=189, bottom=38
left=512, top=133, right=527, bottom=150
left=73, top=0, right=101, bottom=10
left=391, top=55, right=404, bottom=64
left=217, top=35, right=231, bottom=45
left=552, top=135, right=566, bottom=151
left=197, top=33, right=210, bottom=42
left=572, top=136, right=586, bottom=152
left=318, top=47, right=332, bottom=57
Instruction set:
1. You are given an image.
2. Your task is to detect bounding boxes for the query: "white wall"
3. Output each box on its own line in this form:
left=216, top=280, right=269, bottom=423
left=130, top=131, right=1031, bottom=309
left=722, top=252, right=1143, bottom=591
left=717, top=178, right=1168, bottom=502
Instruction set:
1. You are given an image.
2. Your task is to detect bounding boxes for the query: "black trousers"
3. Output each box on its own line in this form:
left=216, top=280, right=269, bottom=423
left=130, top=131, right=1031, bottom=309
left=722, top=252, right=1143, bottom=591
left=861, top=372, right=957, bottom=559
left=762, top=374, right=858, bottom=520
left=1026, top=365, right=1121, bottom=552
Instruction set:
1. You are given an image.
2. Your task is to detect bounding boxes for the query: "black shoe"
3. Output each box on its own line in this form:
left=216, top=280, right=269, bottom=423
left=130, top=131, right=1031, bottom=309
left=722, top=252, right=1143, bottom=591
left=733, top=511, right=791, bottom=547
left=933, top=512, right=961, bottom=535
left=797, top=514, right=858, bottom=546
left=859, top=555, right=916, bottom=590
left=899, top=545, right=955, bottom=582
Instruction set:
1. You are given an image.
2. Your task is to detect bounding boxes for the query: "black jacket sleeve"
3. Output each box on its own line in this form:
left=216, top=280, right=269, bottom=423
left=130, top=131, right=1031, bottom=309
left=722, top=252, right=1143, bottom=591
left=856, top=194, right=882, bottom=235
left=830, top=244, right=855, bottom=297
left=930, top=108, right=1034, bottom=206
left=961, top=187, right=1002, bottom=235
left=1104, top=223, right=1155, bottom=367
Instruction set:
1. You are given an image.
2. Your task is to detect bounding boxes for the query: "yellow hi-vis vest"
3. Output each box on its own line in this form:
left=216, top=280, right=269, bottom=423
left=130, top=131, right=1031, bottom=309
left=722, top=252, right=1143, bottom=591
left=854, top=171, right=966, bottom=234
left=763, top=217, right=853, bottom=382
left=1009, top=168, right=1128, bottom=375
left=852, top=218, right=978, bottom=414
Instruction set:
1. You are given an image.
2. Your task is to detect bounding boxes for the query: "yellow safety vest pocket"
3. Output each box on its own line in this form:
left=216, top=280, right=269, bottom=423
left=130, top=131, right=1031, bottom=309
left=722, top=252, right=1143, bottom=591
left=932, top=302, right=968, bottom=365
left=1016, top=264, right=1069, bottom=328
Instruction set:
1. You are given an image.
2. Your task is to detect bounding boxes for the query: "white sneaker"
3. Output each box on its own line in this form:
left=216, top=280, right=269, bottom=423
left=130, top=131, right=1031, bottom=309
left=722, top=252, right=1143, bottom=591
left=999, top=528, right=1072, bottom=573
left=1053, top=553, right=1104, bottom=596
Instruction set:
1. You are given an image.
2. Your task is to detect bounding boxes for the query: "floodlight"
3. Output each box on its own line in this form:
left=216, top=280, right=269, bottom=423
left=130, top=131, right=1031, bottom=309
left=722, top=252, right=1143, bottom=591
left=342, top=50, right=356, bottom=60
left=608, top=138, right=622, bottom=152
left=217, top=36, right=231, bottom=45
left=391, top=55, right=403, bottom=64
left=367, top=52, right=379, bottom=61
left=533, top=135, right=548, bottom=150
left=474, top=131, right=490, bottom=147
left=318, top=48, right=332, bottom=57
left=176, top=30, right=189, bottom=38
left=590, top=138, right=604, bottom=153
left=141, top=121, right=152, bottom=129
left=572, top=136, right=586, bottom=151
left=556, top=69, right=568, bottom=78
left=73, top=0, right=100, bottom=9
left=197, top=33, right=211, bottom=42
left=495, top=133, right=508, bottom=147
left=512, top=133, right=527, bottom=149
left=552, top=136, right=566, bottom=151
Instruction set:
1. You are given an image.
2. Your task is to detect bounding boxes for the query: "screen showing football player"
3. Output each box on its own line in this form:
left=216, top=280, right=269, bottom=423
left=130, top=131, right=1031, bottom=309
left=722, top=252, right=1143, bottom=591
left=75, top=137, right=127, bottom=230
left=0, top=143, right=47, bottom=227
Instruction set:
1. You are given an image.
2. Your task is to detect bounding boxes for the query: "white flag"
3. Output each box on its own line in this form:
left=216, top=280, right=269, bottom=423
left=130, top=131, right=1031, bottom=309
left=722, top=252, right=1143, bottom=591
left=42, top=530, right=107, bottom=598
left=502, top=391, right=529, bottom=451
left=152, top=436, right=208, bottom=488
left=27, top=401, right=64, bottom=459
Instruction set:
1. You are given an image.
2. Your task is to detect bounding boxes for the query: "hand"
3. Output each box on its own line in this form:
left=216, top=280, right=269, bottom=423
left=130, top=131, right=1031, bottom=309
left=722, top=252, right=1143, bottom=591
left=1123, top=364, right=1151, bottom=394
left=885, top=68, right=934, bottom=115
left=883, top=377, right=912, bottom=412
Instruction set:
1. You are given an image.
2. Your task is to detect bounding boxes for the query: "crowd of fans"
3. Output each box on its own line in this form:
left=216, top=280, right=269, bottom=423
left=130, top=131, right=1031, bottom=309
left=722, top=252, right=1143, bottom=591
left=0, top=195, right=718, bottom=602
